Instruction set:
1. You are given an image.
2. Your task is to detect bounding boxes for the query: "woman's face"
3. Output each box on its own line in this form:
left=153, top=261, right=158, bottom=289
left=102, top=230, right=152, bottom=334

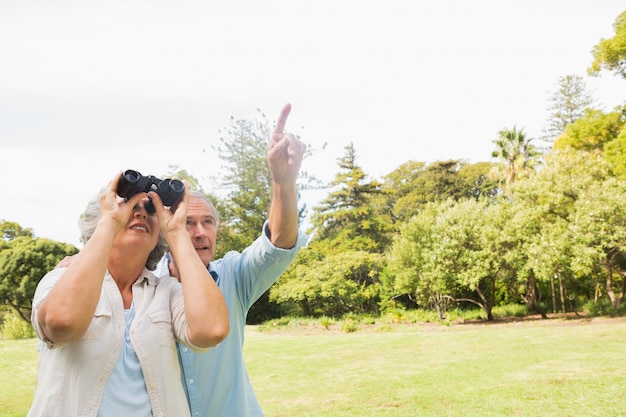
left=114, top=197, right=160, bottom=251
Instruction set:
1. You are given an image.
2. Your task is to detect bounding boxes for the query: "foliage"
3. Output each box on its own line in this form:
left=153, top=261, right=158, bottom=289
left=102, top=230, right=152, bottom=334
left=165, top=165, right=205, bottom=192
left=584, top=296, right=626, bottom=316
left=0, top=220, right=34, bottom=242
left=569, top=177, right=626, bottom=308
left=0, top=308, right=35, bottom=339
left=271, top=246, right=386, bottom=317
left=457, top=161, right=500, bottom=201
left=603, top=121, right=626, bottom=179
left=387, top=197, right=513, bottom=320
left=0, top=236, right=78, bottom=322
left=199, top=108, right=321, bottom=322
left=379, top=160, right=498, bottom=226
left=211, top=109, right=322, bottom=248
left=553, top=107, right=625, bottom=151
left=542, top=74, right=596, bottom=144
left=588, top=11, right=626, bottom=78
left=490, top=125, right=541, bottom=186
left=213, top=112, right=275, bottom=248
left=309, top=143, right=393, bottom=253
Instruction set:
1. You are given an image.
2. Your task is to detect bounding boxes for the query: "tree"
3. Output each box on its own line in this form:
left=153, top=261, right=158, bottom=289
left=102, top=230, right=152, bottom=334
left=457, top=161, right=499, bottom=201
left=0, top=220, right=34, bottom=241
left=413, top=160, right=471, bottom=204
left=507, top=149, right=616, bottom=315
left=553, top=108, right=624, bottom=152
left=570, top=178, right=626, bottom=310
left=165, top=165, right=205, bottom=193
left=208, top=108, right=319, bottom=323
left=387, top=200, right=458, bottom=314
left=271, top=143, right=391, bottom=316
left=588, top=11, right=626, bottom=79
left=379, top=160, right=498, bottom=226
left=271, top=248, right=385, bottom=317
left=604, top=124, right=626, bottom=179
left=542, top=74, right=595, bottom=144
left=388, top=197, right=509, bottom=320
left=309, top=142, right=392, bottom=253
left=491, top=126, right=540, bottom=187
left=213, top=112, right=275, bottom=250
left=0, top=236, right=78, bottom=322
left=377, top=160, right=427, bottom=225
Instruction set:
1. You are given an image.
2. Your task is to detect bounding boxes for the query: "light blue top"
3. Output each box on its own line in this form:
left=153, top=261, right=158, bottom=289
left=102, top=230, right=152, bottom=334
left=98, top=303, right=152, bottom=417
left=168, top=222, right=307, bottom=417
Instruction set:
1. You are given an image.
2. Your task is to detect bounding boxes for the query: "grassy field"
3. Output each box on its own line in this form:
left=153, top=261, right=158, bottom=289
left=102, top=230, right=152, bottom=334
left=3, top=317, right=626, bottom=416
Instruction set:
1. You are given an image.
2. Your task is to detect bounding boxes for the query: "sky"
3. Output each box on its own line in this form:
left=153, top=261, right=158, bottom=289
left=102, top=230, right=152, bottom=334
left=1, top=0, right=624, bottom=248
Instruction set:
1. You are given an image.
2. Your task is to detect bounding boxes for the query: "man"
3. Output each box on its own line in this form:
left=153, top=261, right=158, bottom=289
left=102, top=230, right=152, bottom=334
left=163, top=102, right=308, bottom=416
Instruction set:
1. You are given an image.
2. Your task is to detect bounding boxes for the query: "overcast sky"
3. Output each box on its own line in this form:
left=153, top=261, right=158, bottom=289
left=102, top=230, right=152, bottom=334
left=1, top=0, right=624, bottom=247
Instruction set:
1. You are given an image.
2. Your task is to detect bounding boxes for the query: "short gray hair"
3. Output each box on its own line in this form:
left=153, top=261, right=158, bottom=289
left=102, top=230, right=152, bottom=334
left=78, top=189, right=167, bottom=270
left=189, top=190, right=219, bottom=228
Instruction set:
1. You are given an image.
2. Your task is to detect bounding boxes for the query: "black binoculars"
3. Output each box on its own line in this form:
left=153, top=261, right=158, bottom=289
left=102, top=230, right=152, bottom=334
left=117, top=169, right=184, bottom=213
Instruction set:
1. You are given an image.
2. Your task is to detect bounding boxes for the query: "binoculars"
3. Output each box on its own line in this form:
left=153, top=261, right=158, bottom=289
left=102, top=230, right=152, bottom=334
left=117, top=169, right=184, bottom=213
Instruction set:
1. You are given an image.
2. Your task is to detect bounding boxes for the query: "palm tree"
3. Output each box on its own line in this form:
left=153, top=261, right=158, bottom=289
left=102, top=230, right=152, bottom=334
left=491, top=126, right=540, bottom=186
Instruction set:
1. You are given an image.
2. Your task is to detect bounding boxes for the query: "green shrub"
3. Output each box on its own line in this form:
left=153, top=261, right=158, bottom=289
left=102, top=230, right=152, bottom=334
left=492, top=304, right=528, bottom=318
left=1, top=311, right=35, bottom=340
left=319, top=316, right=336, bottom=329
left=584, top=297, right=626, bottom=316
left=340, top=321, right=358, bottom=333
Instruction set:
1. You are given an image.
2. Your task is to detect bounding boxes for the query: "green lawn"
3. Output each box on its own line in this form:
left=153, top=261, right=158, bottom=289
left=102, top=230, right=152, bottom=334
left=3, top=317, right=626, bottom=417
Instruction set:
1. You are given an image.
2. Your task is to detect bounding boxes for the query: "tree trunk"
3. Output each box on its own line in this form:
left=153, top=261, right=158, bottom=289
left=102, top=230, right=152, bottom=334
left=475, top=287, right=493, bottom=321
left=605, top=263, right=618, bottom=309
left=557, top=272, right=566, bottom=313
left=523, top=274, right=547, bottom=319
left=550, top=274, right=557, bottom=314
left=617, top=269, right=626, bottom=307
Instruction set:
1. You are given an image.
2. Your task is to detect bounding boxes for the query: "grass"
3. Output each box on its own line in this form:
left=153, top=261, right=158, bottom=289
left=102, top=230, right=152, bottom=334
left=3, top=317, right=626, bottom=416
left=0, top=338, right=38, bottom=417
left=246, top=316, right=626, bottom=417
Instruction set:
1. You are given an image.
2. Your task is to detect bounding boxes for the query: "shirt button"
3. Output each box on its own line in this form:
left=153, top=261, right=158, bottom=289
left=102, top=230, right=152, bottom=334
left=183, top=347, right=189, bottom=352
left=189, top=379, right=194, bottom=384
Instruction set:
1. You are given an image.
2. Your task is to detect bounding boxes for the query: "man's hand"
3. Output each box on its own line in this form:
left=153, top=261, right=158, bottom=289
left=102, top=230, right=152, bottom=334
left=54, top=255, right=75, bottom=269
left=268, top=103, right=307, bottom=185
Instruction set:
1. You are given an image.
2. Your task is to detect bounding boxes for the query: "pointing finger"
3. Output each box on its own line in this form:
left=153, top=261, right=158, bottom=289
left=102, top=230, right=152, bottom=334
left=273, top=103, right=292, bottom=136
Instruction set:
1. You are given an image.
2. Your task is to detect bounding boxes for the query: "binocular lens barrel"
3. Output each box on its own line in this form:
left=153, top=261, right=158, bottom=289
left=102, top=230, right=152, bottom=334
left=117, top=169, right=184, bottom=207
left=123, top=170, right=141, bottom=184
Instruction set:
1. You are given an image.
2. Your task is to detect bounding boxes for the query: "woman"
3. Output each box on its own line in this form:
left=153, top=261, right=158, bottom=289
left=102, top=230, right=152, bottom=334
left=27, top=171, right=229, bottom=417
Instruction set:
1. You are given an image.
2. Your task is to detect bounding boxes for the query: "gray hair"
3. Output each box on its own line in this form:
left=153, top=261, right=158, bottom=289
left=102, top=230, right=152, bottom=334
left=78, top=189, right=167, bottom=270
left=189, top=190, right=219, bottom=228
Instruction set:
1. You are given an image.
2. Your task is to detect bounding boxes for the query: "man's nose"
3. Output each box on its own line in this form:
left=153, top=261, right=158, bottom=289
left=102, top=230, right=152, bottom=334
left=190, top=223, right=207, bottom=236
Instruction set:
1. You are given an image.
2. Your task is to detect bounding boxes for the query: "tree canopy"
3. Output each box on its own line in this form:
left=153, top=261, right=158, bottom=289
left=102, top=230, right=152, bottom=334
left=588, top=11, right=626, bottom=79
left=0, top=237, right=78, bottom=322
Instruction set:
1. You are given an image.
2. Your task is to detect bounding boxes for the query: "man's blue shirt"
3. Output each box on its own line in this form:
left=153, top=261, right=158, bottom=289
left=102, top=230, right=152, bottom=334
left=164, top=222, right=307, bottom=417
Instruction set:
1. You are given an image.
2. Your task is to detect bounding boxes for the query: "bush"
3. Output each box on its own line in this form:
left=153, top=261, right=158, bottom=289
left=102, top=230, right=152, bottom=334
left=492, top=304, right=529, bottom=318
left=340, top=321, right=358, bottom=333
left=1, top=310, right=35, bottom=340
left=584, top=297, right=626, bottom=316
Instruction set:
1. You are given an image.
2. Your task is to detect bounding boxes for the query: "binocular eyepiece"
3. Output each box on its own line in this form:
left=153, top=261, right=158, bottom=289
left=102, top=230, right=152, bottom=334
left=117, top=169, right=184, bottom=213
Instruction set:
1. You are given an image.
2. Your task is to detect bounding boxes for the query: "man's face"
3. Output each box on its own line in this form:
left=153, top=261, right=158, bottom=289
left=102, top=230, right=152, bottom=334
left=186, top=196, right=218, bottom=267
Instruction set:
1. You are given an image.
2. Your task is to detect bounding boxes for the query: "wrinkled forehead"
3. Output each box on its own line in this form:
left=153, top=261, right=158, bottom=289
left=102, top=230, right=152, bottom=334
left=187, top=197, right=215, bottom=218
